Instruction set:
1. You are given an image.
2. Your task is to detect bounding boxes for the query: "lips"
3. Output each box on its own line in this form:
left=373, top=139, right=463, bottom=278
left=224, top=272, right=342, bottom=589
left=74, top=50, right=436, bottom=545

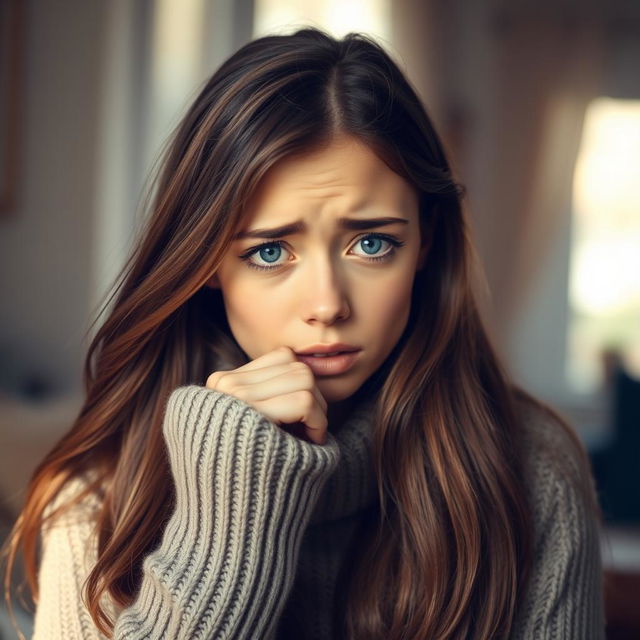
left=296, top=350, right=360, bottom=376
left=295, top=343, right=360, bottom=356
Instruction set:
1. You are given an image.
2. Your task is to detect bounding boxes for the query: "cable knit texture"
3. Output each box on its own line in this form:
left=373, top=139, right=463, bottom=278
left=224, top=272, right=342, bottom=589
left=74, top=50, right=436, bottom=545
left=31, top=385, right=605, bottom=639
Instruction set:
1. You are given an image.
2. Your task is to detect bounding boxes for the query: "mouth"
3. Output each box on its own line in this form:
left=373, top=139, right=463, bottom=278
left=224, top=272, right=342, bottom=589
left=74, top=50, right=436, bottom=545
left=295, top=350, right=361, bottom=376
left=294, top=343, right=360, bottom=356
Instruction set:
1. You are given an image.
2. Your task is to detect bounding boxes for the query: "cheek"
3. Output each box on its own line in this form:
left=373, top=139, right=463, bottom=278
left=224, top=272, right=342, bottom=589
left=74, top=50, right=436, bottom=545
left=226, top=286, right=268, bottom=328
left=356, top=270, right=415, bottom=335
left=220, top=276, right=286, bottom=353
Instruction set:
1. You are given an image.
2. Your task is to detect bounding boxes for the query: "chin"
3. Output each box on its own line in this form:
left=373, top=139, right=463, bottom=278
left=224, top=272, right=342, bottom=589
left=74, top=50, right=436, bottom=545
left=316, top=377, right=364, bottom=403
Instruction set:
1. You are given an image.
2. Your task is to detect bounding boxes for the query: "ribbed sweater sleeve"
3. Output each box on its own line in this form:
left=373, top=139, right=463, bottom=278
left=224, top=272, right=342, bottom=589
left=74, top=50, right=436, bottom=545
left=34, top=385, right=340, bottom=640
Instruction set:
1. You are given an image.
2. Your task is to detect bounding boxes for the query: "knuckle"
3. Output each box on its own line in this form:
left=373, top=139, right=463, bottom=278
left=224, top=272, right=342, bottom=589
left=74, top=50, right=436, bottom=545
left=299, top=390, right=315, bottom=411
left=226, top=382, right=241, bottom=396
left=293, top=362, right=314, bottom=384
left=206, top=370, right=225, bottom=390
left=301, top=369, right=315, bottom=388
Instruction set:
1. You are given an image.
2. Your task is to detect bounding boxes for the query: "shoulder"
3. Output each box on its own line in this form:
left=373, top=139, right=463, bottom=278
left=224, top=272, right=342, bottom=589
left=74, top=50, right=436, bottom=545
left=39, top=470, right=105, bottom=594
left=509, top=392, right=606, bottom=637
left=514, top=392, right=582, bottom=464
left=512, top=390, right=602, bottom=547
left=36, top=470, right=123, bottom=630
left=42, top=468, right=104, bottom=533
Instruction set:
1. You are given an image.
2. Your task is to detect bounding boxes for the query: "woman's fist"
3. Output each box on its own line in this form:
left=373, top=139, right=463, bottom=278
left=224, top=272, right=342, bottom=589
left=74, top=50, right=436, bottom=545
left=206, top=346, right=329, bottom=445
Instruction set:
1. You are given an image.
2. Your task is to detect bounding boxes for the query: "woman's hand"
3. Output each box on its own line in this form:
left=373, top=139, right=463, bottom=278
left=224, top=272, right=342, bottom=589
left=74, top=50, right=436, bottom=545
left=205, top=346, right=329, bottom=445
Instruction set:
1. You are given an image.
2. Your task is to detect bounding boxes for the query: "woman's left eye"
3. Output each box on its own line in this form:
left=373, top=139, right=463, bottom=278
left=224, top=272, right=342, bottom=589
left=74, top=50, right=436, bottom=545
left=350, top=234, right=405, bottom=260
left=238, top=233, right=406, bottom=272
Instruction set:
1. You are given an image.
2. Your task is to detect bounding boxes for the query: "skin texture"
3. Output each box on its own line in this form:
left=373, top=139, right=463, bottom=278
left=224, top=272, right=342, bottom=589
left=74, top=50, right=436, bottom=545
left=206, top=134, right=429, bottom=441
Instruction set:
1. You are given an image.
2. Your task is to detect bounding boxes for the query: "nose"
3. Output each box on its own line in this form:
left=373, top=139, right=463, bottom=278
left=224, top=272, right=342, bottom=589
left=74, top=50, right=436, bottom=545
left=301, top=253, right=351, bottom=325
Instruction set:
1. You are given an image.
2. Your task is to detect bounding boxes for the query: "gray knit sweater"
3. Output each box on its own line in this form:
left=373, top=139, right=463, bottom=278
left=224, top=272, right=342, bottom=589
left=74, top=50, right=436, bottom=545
left=33, top=385, right=605, bottom=639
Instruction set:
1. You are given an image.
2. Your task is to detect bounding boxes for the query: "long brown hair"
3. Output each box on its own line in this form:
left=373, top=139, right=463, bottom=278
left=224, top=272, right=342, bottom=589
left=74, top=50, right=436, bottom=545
left=2, top=27, right=590, bottom=639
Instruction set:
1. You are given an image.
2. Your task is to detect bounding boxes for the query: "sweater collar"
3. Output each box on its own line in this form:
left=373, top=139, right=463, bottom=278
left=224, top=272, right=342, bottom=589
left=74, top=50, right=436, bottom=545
left=309, top=394, right=379, bottom=525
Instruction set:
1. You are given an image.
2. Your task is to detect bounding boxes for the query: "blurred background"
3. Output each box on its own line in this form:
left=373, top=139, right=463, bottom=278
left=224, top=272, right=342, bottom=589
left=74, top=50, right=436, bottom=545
left=0, top=0, right=639, bottom=637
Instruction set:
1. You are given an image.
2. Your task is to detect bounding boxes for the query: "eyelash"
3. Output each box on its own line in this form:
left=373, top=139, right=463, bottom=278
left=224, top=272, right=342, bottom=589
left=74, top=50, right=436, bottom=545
left=238, top=233, right=406, bottom=272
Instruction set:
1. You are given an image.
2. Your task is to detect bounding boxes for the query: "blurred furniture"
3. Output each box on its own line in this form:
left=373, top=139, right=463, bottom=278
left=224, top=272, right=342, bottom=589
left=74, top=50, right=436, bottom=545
left=0, top=390, right=82, bottom=517
left=601, top=526, right=640, bottom=639
left=592, top=364, right=640, bottom=522
left=590, top=360, right=640, bottom=638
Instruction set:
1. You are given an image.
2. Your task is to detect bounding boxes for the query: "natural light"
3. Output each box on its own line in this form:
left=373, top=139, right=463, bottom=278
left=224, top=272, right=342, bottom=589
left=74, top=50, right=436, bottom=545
left=567, top=97, right=640, bottom=393
left=253, top=0, right=391, bottom=41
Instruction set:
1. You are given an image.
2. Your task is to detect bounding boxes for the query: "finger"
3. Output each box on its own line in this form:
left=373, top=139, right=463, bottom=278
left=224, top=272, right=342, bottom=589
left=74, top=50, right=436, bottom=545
left=232, top=366, right=316, bottom=404
left=238, top=357, right=327, bottom=413
left=233, top=346, right=296, bottom=372
left=221, top=361, right=306, bottom=388
left=292, top=361, right=327, bottom=412
left=235, top=356, right=327, bottom=413
left=252, top=391, right=328, bottom=444
left=308, top=382, right=327, bottom=413
left=206, top=347, right=297, bottom=390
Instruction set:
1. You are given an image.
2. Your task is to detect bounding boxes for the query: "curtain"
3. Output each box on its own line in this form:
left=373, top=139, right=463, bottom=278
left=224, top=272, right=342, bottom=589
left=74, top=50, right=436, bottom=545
left=390, top=2, right=607, bottom=353
left=481, top=11, right=605, bottom=343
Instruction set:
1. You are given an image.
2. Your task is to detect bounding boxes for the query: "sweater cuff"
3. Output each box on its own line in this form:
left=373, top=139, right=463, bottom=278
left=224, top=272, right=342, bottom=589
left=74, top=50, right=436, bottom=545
left=114, top=385, right=340, bottom=639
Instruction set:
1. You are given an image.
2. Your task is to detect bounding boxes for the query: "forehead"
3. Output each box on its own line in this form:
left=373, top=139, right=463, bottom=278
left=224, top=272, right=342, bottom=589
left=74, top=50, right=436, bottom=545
left=242, top=136, right=418, bottom=224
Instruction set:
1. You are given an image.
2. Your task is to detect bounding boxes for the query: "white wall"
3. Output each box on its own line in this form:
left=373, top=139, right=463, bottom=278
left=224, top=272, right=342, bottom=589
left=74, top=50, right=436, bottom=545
left=0, top=0, right=107, bottom=396
left=0, top=0, right=253, bottom=398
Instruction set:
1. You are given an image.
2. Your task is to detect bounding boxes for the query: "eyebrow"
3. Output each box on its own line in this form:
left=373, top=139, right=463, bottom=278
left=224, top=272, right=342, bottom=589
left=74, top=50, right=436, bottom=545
left=233, top=216, right=409, bottom=240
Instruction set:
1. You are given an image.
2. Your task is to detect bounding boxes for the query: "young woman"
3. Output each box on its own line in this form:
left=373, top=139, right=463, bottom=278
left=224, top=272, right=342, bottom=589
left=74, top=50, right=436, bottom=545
left=2, top=27, right=605, bottom=639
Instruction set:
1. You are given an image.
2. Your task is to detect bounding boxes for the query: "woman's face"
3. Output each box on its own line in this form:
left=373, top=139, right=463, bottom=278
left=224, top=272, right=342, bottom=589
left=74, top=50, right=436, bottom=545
left=207, top=134, right=429, bottom=405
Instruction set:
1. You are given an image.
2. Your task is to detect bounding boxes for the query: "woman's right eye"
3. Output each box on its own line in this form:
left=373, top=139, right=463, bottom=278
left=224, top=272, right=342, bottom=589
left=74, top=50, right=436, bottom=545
left=238, top=241, right=290, bottom=271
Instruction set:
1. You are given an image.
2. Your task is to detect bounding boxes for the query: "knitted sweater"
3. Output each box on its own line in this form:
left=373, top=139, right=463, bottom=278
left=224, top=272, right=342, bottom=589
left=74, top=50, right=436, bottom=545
left=32, top=385, right=605, bottom=639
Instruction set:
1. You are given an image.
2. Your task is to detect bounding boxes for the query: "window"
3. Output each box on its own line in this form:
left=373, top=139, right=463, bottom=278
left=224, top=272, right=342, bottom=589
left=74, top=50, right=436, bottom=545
left=253, top=0, right=391, bottom=41
left=567, top=98, right=640, bottom=394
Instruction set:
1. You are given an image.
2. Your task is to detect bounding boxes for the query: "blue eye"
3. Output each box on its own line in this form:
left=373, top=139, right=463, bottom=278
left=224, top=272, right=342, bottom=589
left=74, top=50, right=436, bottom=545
left=256, top=244, right=283, bottom=264
left=238, top=242, right=289, bottom=271
left=238, top=233, right=406, bottom=272
left=355, top=236, right=385, bottom=256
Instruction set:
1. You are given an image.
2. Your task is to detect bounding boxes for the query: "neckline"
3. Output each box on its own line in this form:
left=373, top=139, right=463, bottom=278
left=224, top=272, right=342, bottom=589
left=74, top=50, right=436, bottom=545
left=309, top=393, right=378, bottom=525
